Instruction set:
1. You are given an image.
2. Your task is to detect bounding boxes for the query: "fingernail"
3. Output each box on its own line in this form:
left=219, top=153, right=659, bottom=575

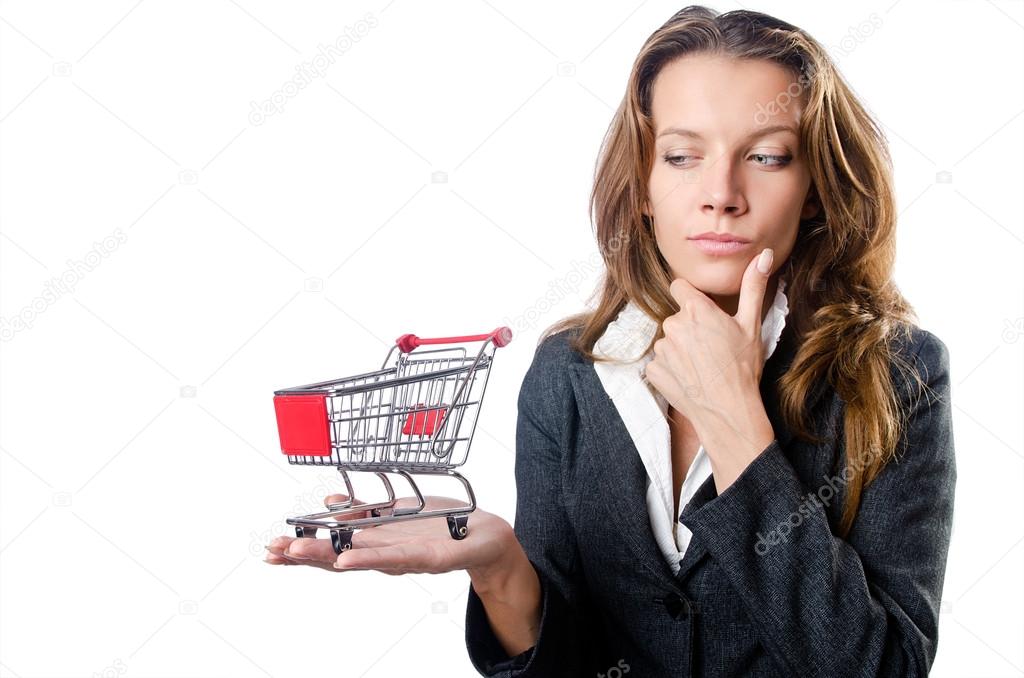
left=284, top=549, right=309, bottom=560
left=757, top=248, right=773, bottom=275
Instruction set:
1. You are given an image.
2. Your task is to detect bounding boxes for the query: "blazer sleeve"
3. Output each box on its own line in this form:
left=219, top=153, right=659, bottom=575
left=464, top=333, right=592, bottom=677
left=679, top=330, right=956, bottom=678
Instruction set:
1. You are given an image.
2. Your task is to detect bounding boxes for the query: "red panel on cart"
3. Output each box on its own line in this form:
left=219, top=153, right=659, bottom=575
left=274, top=395, right=332, bottom=456
left=403, top=404, right=448, bottom=437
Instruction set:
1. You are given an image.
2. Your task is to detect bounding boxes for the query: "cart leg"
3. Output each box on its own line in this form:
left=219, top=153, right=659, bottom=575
left=331, top=529, right=354, bottom=554
left=324, top=468, right=357, bottom=511
left=294, top=526, right=317, bottom=538
left=446, top=515, right=469, bottom=540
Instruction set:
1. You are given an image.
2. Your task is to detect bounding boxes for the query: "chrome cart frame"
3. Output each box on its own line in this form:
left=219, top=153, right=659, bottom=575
left=272, top=327, right=512, bottom=554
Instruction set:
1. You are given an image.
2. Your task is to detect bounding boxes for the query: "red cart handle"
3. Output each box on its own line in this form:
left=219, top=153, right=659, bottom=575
left=395, top=326, right=512, bottom=353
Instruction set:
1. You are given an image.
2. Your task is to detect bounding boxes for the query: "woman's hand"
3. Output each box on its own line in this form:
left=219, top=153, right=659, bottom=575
left=643, top=248, right=777, bottom=493
left=265, top=494, right=516, bottom=579
left=265, top=494, right=542, bottom=657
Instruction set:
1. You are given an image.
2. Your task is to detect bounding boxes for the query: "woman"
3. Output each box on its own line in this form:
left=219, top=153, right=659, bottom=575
left=265, top=6, right=956, bottom=676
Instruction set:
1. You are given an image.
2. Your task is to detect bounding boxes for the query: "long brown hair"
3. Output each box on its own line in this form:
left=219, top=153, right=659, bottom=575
left=542, top=5, right=926, bottom=538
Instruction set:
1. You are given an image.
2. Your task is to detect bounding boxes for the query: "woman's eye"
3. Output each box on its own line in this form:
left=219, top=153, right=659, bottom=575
left=663, top=154, right=694, bottom=167
left=663, top=153, right=793, bottom=168
left=750, top=153, right=792, bottom=167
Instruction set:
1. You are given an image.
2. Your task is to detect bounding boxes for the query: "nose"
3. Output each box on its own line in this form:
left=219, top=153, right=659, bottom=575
left=699, top=154, right=747, bottom=217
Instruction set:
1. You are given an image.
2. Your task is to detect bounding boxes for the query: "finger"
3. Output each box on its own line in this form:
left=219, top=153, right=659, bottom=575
left=642, top=359, right=666, bottom=395
left=334, top=542, right=440, bottom=573
left=668, top=276, right=708, bottom=311
left=264, top=550, right=346, bottom=573
left=325, top=493, right=351, bottom=507
left=264, top=541, right=333, bottom=569
left=267, top=533, right=394, bottom=573
left=266, top=534, right=348, bottom=555
left=266, top=535, right=297, bottom=554
left=265, top=495, right=375, bottom=556
left=274, top=522, right=415, bottom=557
left=653, top=336, right=688, bottom=392
left=735, top=248, right=773, bottom=333
left=281, top=536, right=348, bottom=564
left=279, top=537, right=362, bottom=573
left=265, top=536, right=338, bottom=565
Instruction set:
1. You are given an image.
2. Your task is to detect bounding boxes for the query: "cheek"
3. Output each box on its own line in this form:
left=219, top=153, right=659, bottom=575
left=760, top=166, right=812, bottom=215
left=752, top=206, right=801, bottom=270
left=648, top=165, right=689, bottom=211
left=748, top=177, right=809, bottom=242
left=652, top=217, right=694, bottom=277
left=651, top=165, right=675, bottom=208
left=769, top=226, right=800, bottom=264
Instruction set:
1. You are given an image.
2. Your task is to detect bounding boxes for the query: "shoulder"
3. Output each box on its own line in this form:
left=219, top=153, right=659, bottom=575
left=516, top=326, right=589, bottom=436
left=519, top=326, right=587, bottom=401
left=527, top=325, right=589, bottom=375
left=911, top=327, right=950, bottom=386
left=895, top=323, right=949, bottom=373
left=897, top=327, right=950, bottom=391
left=890, top=323, right=951, bottom=404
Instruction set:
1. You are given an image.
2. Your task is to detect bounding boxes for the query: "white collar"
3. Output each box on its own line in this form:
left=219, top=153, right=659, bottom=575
left=594, top=278, right=790, bottom=392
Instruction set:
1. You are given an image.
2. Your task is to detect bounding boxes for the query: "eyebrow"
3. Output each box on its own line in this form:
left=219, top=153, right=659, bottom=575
left=656, top=123, right=799, bottom=141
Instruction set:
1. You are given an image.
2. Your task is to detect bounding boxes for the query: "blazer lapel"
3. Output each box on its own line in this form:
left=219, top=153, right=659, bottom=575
left=568, top=362, right=681, bottom=586
left=675, top=474, right=717, bottom=579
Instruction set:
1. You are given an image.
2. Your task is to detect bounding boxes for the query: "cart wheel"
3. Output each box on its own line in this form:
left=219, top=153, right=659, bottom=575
left=294, top=526, right=316, bottom=539
left=331, top=530, right=354, bottom=554
left=447, top=515, right=469, bottom=540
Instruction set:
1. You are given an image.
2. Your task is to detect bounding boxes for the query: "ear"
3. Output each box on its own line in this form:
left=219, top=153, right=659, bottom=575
left=800, top=184, right=820, bottom=220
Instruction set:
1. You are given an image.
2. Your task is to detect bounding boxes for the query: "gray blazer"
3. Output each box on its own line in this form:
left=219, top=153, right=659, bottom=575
left=464, top=321, right=955, bottom=677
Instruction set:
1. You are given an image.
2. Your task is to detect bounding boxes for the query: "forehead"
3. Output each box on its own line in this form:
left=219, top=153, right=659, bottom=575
left=650, top=54, right=805, bottom=136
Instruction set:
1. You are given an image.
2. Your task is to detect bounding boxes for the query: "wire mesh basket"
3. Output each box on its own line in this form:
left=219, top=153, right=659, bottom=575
left=272, top=326, right=512, bottom=554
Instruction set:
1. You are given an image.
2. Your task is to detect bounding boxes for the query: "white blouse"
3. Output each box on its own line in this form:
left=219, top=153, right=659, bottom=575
left=592, top=279, right=791, bottom=575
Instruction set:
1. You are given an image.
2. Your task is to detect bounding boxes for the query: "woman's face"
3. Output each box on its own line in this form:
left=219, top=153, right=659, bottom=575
left=646, top=54, right=818, bottom=306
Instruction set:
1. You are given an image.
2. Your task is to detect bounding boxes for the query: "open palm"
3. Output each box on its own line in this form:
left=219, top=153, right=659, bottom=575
left=265, top=494, right=514, bottom=577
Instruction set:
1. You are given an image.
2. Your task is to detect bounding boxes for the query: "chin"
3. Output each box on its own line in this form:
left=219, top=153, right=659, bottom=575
left=674, top=264, right=744, bottom=297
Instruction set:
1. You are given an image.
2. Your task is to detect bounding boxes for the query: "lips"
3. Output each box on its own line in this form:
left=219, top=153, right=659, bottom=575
left=688, top=237, right=752, bottom=255
left=688, top=231, right=751, bottom=243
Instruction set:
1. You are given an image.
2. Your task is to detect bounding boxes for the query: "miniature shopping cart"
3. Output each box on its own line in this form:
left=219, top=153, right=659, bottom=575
left=272, top=326, right=513, bottom=554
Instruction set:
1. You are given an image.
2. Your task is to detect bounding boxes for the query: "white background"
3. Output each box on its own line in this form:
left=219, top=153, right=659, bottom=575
left=1, top=0, right=1022, bottom=676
